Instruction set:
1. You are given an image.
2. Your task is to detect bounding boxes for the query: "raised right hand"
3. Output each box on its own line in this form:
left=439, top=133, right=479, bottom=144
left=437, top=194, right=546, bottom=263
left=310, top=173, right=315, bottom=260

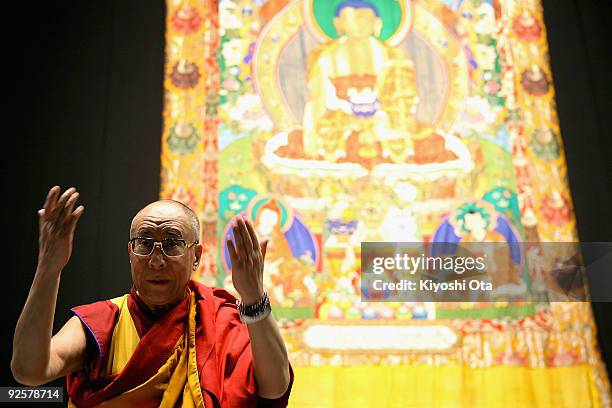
left=37, top=186, right=84, bottom=273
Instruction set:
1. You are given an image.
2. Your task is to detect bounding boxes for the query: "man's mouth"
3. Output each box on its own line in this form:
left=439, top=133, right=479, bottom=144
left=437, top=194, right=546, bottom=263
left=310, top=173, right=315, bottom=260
left=148, top=279, right=171, bottom=286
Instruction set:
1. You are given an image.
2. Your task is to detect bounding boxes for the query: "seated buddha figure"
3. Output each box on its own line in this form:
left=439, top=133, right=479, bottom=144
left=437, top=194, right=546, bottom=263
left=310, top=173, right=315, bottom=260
left=302, top=0, right=421, bottom=168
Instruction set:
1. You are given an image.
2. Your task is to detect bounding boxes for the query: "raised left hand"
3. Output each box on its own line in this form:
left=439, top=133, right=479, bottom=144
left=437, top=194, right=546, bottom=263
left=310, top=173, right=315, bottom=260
left=226, top=216, right=268, bottom=305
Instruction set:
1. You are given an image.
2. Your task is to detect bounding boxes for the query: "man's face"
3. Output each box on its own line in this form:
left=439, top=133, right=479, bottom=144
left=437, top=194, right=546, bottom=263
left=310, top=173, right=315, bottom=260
left=128, top=203, right=201, bottom=308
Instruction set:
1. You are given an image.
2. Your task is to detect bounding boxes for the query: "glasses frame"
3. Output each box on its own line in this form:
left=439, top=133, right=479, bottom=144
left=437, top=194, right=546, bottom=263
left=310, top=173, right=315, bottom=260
left=129, top=237, right=199, bottom=257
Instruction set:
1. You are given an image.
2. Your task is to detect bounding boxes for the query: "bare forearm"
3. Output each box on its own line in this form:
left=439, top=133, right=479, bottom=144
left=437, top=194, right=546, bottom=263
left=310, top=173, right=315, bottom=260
left=12, top=187, right=86, bottom=385
left=247, top=313, right=290, bottom=399
left=227, top=217, right=290, bottom=398
left=11, top=264, right=62, bottom=384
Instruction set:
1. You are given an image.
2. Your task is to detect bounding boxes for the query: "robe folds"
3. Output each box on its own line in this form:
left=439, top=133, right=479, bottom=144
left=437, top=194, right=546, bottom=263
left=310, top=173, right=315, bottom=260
left=66, top=280, right=293, bottom=407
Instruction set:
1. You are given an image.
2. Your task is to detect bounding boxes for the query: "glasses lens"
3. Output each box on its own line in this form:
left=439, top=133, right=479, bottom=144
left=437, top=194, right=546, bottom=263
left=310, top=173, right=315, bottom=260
left=133, top=238, right=154, bottom=255
left=162, top=239, right=186, bottom=256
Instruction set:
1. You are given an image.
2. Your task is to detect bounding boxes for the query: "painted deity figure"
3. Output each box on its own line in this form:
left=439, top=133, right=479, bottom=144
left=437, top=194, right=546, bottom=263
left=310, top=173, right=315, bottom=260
left=303, top=1, right=421, bottom=168
left=254, top=200, right=317, bottom=308
left=456, top=205, right=522, bottom=290
left=255, top=200, right=294, bottom=265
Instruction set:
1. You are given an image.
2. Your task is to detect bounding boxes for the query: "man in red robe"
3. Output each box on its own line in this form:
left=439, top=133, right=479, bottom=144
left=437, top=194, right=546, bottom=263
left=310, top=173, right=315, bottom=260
left=11, top=186, right=293, bottom=407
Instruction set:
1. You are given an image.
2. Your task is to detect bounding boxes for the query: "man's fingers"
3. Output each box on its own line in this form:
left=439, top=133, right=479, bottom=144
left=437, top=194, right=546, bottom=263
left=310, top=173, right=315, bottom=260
left=233, top=219, right=248, bottom=258
left=244, top=218, right=260, bottom=251
left=227, top=237, right=239, bottom=266
left=43, top=186, right=60, bottom=217
left=38, top=209, right=46, bottom=231
left=238, top=217, right=254, bottom=252
left=63, top=192, right=80, bottom=221
left=60, top=192, right=80, bottom=222
left=260, top=240, right=268, bottom=260
left=53, top=187, right=76, bottom=220
left=69, top=205, right=85, bottom=229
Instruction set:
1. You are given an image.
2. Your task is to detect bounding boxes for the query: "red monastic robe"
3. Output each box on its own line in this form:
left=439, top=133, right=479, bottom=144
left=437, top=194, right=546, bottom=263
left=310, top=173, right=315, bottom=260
left=66, top=280, right=293, bottom=407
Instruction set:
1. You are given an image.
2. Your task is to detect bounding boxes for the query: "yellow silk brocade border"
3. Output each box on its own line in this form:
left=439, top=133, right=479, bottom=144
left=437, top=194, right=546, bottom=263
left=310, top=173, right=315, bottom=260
left=289, top=365, right=603, bottom=408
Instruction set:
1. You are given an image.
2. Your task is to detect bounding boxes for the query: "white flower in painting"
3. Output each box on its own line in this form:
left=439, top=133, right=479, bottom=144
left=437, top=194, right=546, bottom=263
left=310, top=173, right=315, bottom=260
left=463, top=96, right=498, bottom=132
left=219, top=0, right=242, bottom=30
left=474, top=44, right=496, bottom=70
left=222, top=38, right=244, bottom=66
left=474, top=3, right=496, bottom=35
left=227, top=93, right=273, bottom=132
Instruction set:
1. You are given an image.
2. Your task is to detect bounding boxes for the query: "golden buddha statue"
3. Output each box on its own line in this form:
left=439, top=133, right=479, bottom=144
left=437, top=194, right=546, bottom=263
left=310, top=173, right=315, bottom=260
left=302, top=1, right=422, bottom=168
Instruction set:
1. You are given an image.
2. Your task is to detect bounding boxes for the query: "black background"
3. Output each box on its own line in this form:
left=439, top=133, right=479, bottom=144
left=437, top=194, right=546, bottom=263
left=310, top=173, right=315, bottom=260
left=3, top=0, right=612, bottom=402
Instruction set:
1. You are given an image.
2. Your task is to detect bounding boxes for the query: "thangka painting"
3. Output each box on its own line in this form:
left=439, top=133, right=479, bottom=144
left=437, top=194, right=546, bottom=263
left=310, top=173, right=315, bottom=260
left=161, top=0, right=611, bottom=406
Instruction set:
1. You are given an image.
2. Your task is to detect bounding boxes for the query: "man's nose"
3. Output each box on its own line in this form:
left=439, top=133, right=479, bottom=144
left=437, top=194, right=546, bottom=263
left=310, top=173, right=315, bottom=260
left=148, top=244, right=166, bottom=268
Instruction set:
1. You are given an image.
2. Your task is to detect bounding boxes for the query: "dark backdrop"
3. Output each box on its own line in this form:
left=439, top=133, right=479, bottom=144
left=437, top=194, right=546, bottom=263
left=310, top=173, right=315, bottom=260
left=3, top=0, right=166, bottom=397
left=3, top=0, right=612, bottom=401
left=542, top=0, right=612, bottom=384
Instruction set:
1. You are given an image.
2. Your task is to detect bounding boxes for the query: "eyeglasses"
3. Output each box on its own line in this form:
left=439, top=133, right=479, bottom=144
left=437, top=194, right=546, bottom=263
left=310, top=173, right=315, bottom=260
left=129, top=237, right=198, bottom=257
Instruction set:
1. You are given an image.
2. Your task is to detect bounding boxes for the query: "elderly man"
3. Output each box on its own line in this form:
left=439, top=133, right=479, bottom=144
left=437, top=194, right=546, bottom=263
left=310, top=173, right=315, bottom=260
left=11, top=186, right=293, bottom=407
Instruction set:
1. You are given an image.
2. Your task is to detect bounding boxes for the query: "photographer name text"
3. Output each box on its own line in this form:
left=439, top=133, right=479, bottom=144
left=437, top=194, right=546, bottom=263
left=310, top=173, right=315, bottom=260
left=371, top=278, right=493, bottom=292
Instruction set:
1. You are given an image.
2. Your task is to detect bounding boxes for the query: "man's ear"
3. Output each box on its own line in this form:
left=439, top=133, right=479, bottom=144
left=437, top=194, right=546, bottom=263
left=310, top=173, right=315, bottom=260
left=193, top=243, right=203, bottom=270
left=127, top=241, right=133, bottom=263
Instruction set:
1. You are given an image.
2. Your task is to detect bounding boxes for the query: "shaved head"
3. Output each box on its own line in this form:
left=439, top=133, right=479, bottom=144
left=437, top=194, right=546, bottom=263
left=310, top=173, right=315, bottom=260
left=130, top=200, right=200, bottom=241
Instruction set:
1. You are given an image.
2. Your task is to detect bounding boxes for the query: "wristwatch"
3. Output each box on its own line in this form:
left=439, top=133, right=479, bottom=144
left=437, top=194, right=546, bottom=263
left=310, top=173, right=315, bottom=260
left=237, top=292, right=272, bottom=324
